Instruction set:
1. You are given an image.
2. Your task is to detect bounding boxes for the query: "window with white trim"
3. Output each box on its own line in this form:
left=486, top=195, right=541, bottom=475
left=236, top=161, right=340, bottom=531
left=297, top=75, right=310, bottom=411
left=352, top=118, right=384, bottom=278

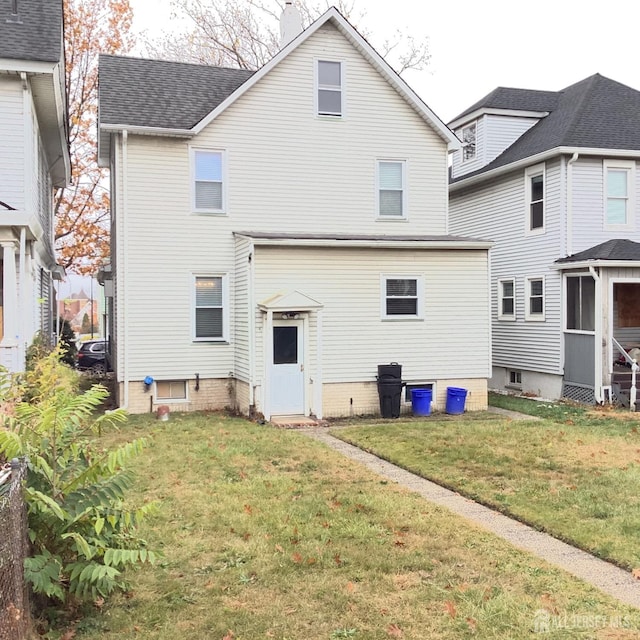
left=462, top=122, right=477, bottom=162
left=194, top=275, right=228, bottom=341
left=382, top=276, right=423, bottom=319
left=156, top=380, right=187, bottom=401
left=498, top=278, right=515, bottom=319
left=566, top=275, right=595, bottom=332
left=604, top=160, right=635, bottom=228
left=507, top=369, right=522, bottom=388
left=317, top=60, right=342, bottom=116
left=525, top=164, right=545, bottom=233
left=193, top=149, right=225, bottom=213
left=377, top=160, right=406, bottom=218
left=526, top=277, right=545, bottom=321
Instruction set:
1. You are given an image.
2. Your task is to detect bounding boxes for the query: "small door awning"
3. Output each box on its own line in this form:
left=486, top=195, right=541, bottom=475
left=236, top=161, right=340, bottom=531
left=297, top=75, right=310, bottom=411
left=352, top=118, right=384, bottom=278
left=258, top=290, right=324, bottom=312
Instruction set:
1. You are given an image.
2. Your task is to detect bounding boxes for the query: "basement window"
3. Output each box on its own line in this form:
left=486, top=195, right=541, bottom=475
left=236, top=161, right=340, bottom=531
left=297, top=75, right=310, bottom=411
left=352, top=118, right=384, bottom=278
left=156, top=380, right=187, bottom=401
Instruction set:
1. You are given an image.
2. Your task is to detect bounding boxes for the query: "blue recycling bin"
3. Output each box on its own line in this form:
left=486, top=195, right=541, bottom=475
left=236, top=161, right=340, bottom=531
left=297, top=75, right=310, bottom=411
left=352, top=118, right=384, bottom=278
left=411, top=388, right=432, bottom=416
left=445, top=387, right=467, bottom=415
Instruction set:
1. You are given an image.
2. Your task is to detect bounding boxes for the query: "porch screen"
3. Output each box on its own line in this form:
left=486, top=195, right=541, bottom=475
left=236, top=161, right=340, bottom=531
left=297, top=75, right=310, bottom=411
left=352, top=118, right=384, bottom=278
left=566, top=276, right=594, bottom=331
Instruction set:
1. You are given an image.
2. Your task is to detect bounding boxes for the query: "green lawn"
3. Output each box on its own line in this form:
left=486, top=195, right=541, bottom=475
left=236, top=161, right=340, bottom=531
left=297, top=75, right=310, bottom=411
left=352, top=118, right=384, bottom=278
left=64, top=412, right=640, bottom=639
left=335, top=407, right=640, bottom=571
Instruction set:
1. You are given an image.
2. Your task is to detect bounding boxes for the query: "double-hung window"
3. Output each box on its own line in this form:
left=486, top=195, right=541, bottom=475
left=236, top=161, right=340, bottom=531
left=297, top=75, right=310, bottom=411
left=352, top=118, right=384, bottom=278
left=525, top=164, right=545, bottom=233
left=526, top=276, right=545, bottom=321
left=193, top=149, right=225, bottom=213
left=377, top=160, right=406, bottom=218
left=382, top=276, right=423, bottom=319
left=194, top=275, right=228, bottom=341
left=462, top=122, right=477, bottom=162
left=566, top=275, right=595, bottom=332
left=604, top=160, right=635, bottom=228
left=498, top=278, right=515, bottom=320
left=317, top=60, right=342, bottom=116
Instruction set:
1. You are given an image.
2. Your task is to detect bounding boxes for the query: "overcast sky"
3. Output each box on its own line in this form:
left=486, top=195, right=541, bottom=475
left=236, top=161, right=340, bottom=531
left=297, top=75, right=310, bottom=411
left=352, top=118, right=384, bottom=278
left=127, top=0, right=640, bottom=123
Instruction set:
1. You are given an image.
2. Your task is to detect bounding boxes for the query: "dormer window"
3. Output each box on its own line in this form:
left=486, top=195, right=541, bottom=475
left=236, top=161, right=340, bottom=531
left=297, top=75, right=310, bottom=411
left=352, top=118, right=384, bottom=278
left=462, top=123, right=476, bottom=162
left=317, top=60, right=342, bottom=117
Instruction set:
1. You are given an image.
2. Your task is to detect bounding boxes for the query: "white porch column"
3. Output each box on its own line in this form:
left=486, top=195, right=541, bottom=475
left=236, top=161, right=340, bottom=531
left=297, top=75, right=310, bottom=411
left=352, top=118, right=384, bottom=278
left=1, top=241, right=20, bottom=371
left=263, top=310, right=274, bottom=420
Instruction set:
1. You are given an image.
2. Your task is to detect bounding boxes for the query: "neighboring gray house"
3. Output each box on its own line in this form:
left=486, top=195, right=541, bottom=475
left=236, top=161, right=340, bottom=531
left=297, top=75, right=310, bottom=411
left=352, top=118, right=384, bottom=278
left=98, top=7, right=492, bottom=419
left=0, top=0, right=70, bottom=371
left=449, top=74, right=640, bottom=403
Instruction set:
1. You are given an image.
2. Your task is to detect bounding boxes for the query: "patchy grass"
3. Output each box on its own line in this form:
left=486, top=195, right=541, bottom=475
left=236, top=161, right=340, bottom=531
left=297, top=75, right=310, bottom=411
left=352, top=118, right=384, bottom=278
left=335, top=413, right=640, bottom=572
left=64, top=412, right=640, bottom=639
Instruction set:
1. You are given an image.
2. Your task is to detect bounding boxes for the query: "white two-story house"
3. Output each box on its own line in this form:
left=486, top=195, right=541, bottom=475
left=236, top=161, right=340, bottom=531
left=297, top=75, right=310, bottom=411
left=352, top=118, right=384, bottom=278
left=0, top=0, right=70, bottom=372
left=98, top=6, right=491, bottom=419
left=449, top=73, right=640, bottom=404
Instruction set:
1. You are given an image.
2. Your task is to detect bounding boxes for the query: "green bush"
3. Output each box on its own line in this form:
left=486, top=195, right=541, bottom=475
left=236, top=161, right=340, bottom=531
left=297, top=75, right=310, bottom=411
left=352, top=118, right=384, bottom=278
left=57, top=318, right=77, bottom=367
left=0, top=350, right=156, bottom=604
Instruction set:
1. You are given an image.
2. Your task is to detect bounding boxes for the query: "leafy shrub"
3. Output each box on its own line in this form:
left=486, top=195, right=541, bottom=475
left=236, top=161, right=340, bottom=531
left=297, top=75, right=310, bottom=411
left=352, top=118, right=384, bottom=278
left=0, top=350, right=156, bottom=604
left=57, top=318, right=77, bottom=367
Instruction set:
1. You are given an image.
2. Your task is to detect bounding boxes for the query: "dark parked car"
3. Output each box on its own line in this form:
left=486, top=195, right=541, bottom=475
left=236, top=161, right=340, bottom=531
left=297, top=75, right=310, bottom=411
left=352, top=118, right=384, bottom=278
left=76, top=340, right=112, bottom=374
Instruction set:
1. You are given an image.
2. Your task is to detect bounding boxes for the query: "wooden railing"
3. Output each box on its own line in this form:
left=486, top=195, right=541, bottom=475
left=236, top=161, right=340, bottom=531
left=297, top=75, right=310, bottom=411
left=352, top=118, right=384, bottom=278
left=612, top=337, right=638, bottom=411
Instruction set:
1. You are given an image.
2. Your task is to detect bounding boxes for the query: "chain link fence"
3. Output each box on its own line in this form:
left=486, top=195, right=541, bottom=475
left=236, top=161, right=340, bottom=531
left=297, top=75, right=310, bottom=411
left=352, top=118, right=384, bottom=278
left=0, top=458, right=31, bottom=640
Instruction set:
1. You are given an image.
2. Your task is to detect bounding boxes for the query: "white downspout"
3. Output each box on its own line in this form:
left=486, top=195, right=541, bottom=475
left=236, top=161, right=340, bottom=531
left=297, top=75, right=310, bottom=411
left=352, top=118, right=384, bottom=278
left=248, top=240, right=256, bottom=411
left=566, top=152, right=579, bottom=257
left=122, top=130, right=129, bottom=409
left=590, top=265, right=602, bottom=404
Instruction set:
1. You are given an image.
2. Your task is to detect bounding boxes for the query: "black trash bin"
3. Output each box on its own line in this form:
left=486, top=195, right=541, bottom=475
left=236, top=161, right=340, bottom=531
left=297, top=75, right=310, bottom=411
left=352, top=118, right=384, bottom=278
left=377, top=363, right=402, bottom=418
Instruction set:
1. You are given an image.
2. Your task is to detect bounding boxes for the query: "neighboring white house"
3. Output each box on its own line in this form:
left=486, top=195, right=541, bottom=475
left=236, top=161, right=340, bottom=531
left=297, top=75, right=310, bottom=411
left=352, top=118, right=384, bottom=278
left=449, top=73, right=640, bottom=404
left=0, top=0, right=70, bottom=372
left=98, top=6, right=491, bottom=419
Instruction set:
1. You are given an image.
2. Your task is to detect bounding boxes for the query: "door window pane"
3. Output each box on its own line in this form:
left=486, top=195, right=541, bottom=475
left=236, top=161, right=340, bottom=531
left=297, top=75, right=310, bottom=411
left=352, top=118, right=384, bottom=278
left=274, top=326, right=298, bottom=364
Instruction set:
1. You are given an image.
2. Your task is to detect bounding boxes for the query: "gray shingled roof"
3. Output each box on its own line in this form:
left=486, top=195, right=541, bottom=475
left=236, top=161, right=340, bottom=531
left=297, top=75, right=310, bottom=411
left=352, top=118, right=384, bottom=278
left=451, top=87, right=559, bottom=122
left=0, top=0, right=62, bottom=63
left=451, top=74, right=640, bottom=183
left=99, top=55, right=254, bottom=130
left=556, top=239, right=640, bottom=263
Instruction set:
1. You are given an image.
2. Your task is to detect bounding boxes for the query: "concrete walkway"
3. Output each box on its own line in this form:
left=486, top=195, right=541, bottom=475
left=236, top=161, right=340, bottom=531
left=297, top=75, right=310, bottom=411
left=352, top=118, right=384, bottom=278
left=301, top=427, right=640, bottom=609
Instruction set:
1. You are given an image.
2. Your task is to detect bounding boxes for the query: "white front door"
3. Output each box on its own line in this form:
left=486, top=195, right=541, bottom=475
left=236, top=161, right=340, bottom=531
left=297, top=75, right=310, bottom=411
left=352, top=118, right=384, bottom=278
left=270, top=319, right=304, bottom=415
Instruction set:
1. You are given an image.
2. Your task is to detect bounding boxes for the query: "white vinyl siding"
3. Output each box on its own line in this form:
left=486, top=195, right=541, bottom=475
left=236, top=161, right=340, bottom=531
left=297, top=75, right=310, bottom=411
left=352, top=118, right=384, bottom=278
left=525, top=163, right=545, bottom=234
left=111, top=22, right=452, bottom=383
left=193, top=275, right=228, bottom=341
left=498, top=278, right=515, bottom=320
left=377, top=160, right=406, bottom=218
left=192, top=149, right=225, bottom=213
left=254, top=246, right=489, bottom=382
left=604, top=160, right=635, bottom=229
left=381, top=275, right=423, bottom=319
left=316, top=59, right=342, bottom=116
left=0, top=76, right=25, bottom=211
left=449, top=159, right=563, bottom=376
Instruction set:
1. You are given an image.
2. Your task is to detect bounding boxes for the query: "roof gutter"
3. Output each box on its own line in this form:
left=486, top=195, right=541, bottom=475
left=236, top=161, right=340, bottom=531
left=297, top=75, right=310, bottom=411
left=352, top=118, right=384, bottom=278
left=450, top=146, right=640, bottom=192
left=235, top=236, right=492, bottom=250
left=100, top=123, right=194, bottom=138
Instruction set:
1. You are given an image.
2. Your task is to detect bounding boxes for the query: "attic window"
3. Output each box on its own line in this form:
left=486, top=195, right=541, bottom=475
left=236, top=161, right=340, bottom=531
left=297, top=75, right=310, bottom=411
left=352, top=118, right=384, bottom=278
left=317, top=60, right=342, bottom=117
left=462, top=123, right=476, bottom=162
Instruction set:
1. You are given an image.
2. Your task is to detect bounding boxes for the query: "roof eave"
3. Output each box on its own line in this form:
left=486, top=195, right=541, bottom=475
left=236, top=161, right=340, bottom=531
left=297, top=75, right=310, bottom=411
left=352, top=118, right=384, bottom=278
left=234, top=234, right=492, bottom=250
left=450, top=146, right=640, bottom=192
left=98, top=124, right=195, bottom=166
left=448, top=108, right=549, bottom=130
left=554, top=259, right=640, bottom=270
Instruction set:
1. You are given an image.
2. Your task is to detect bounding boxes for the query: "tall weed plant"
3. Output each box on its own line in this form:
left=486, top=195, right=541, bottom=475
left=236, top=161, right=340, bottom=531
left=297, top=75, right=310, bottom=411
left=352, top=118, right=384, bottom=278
left=0, top=348, right=156, bottom=605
